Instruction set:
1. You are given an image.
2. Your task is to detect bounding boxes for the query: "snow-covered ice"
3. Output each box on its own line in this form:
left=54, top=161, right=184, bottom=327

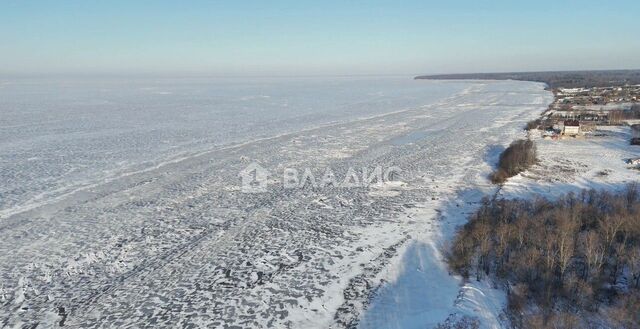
left=0, top=77, right=553, bottom=328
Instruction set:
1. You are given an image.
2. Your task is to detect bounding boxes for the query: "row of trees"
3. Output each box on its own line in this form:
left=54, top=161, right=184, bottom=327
left=609, top=105, right=640, bottom=125
left=447, top=185, right=640, bottom=328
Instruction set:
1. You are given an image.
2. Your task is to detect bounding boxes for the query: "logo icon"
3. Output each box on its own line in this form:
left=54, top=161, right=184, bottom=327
left=239, top=162, right=270, bottom=193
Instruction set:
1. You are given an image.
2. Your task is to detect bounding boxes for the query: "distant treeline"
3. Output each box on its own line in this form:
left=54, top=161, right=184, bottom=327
left=447, top=185, right=640, bottom=328
left=415, top=70, right=640, bottom=89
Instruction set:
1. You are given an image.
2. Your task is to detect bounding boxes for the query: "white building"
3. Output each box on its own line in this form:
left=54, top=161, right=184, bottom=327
left=562, top=120, right=581, bottom=136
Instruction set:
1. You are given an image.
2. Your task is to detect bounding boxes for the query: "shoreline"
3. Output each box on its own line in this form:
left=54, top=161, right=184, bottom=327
left=354, top=82, right=552, bottom=328
left=358, top=78, right=639, bottom=328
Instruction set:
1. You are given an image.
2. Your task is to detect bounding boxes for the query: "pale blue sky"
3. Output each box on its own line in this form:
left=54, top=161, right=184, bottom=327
left=1, top=0, right=639, bottom=76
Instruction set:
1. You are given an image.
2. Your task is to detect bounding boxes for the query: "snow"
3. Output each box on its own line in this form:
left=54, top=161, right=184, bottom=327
left=360, top=111, right=639, bottom=328
left=502, top=126, right=639, bottom=199
left=357, top=86, right=554, bottom=329
left=359, top=186, right=510, bottom=329
left=358, top=207, right=462, bottom=329
left=0, top=77, right=556, bottom=328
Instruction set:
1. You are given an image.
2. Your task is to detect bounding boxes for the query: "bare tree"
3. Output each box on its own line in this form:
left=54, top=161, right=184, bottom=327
left=580, top=231, right=606, bottom=281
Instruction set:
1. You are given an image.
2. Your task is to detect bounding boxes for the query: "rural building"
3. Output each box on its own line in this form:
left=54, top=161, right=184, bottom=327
left=562, top=120, right=581, bottom=136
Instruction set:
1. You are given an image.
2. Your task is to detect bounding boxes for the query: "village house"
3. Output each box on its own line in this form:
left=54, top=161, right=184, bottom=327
left=562, top=120, right=581, bottom=136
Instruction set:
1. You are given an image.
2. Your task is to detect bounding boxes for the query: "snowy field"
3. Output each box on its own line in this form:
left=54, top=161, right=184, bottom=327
left=502, top=126, right=640, bottom=199
left=0, top=77, right=552, bottom=328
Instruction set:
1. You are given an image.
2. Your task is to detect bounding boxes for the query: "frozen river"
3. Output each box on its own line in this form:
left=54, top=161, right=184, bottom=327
left=0, top=77, right=552, bottom=328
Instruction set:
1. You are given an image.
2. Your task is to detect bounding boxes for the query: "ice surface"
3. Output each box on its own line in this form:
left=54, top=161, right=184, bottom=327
left=0, top=77, right=552, bottom=328
left=0, top=77, right=471, bottom=218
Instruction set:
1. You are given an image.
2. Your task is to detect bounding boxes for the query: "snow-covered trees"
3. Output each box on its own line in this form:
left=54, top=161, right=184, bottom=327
left=447, top=184, right=640, bottom=328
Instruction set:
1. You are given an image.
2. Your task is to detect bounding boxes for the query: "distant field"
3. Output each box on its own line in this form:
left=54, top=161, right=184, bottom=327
left=416, top=70, right=640, bottom=89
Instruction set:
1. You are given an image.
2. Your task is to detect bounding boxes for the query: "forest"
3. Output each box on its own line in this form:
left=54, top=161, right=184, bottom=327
left=447, top=185, right=640, bottom=328
left=415, top=70, right=640, bottom=89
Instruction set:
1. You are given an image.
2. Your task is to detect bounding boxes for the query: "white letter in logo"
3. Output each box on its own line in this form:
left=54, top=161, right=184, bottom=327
left=341, top=167, right=361, bottom=188
left=320, top=167, right=338, bottom=188
left=384, top=166, right=402, bottom=182
left=300, top=168, right=317, bottom=188
left=363, top=166, right=383, bottom=187
left=283, top=168, right=299, bottom=189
